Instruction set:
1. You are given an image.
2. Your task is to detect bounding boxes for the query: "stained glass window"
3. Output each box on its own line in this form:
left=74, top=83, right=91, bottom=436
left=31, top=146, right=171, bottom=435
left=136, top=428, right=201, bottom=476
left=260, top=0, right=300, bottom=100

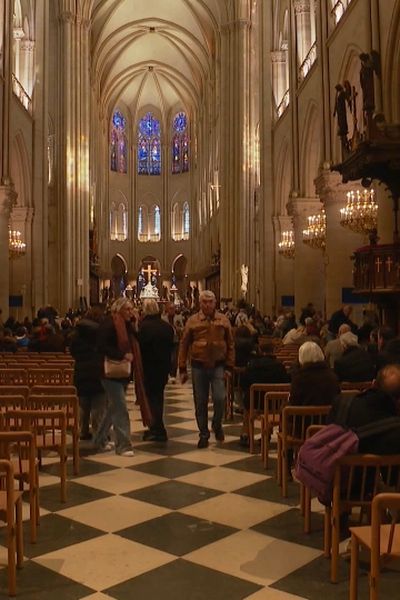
left=171, top=112, right=189, bottom=173
left=154, top=205, right=161, bottom=236
left=138, top=206, right=143, bottom=236
left=110, top=110, right=127, bottom=173
left=183, top=202, right=190, bottom=237
left=137, top=112, right=161, bottom=175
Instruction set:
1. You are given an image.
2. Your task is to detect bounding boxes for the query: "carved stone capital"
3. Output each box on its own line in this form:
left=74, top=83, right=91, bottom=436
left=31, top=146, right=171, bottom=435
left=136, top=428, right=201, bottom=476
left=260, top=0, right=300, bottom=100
left=20, top=40, right=35, bottom=52
left=58, top=11, right=76, bottom=24
left=294, top=0, right=311, bottom=15
left=13, top=28, right=25, bottom=41
left=287, top=194, right=322, bottom=219
left=271, top=50, right=287, bottom=63
left=315, top=167, right=363, bottom=205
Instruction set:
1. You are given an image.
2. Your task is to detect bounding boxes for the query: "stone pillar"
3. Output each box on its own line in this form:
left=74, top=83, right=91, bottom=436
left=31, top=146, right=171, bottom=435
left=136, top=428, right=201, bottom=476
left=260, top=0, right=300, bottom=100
left=0, top=185, right=16, bottom=312
left=273, top=215, right=295, bottom=311
left=12, top=27, right=24, bottom=81
left=58, top=5, right=90, bottom=310
left=315, top=169, right=365, bottom=318
left=220, top=15, right=251, bottom=301
left=294, top=0, right=311, bottom=67
left=288, top=195, right=325, bottom=318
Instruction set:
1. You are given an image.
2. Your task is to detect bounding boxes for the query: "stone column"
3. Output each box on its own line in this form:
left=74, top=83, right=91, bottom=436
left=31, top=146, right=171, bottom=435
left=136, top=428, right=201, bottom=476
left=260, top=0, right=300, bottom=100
left=273, top=215, right=295, bottom=311
left=58, top=5, right=90, bottom=310
left=288, top=195, right=325, bottom=318
left=220, top=16, right=251, bottom=301
left=12, top=27, right=24, bottom=81
left=0, top=0, right=16, bottom=313
left=294, top=0, right=312, bottom=67
left=315, top=169, right=365, bottom=317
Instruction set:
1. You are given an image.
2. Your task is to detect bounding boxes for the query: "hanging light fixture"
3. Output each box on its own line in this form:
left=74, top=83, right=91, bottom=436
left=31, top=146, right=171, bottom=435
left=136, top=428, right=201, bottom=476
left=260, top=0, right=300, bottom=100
left=302, top=209, right=326, bottom=250
left=9, top=226, right=26, bottom=259
left=278, top=230, right=295, bottom=259
left=340, top=188, right=378, bottom=236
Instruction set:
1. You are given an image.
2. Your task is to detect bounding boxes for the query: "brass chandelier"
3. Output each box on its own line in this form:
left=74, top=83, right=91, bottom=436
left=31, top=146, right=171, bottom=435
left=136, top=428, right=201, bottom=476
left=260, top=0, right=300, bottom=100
left=340, top=188, right=378, bottom=236
left=9, top=227, right=26, bottom=259
left=278, top=230, right=295, bottom=259
left=302, top=209, right=326, bottom=251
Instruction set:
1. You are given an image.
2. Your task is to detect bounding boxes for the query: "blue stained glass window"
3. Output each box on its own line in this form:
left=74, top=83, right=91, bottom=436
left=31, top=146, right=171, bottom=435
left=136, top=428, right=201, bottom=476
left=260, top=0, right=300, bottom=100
left=137, top=112, right=161, bottom=175
left=183, top=202, right=190, bottom=235
left=110, top=110, right=127, bottom=173
left=171, top=111, right=189, bottom=173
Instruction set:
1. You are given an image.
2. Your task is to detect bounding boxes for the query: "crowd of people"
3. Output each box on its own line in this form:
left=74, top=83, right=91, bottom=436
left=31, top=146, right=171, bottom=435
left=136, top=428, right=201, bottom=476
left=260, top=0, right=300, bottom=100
left=1, top=297, right=400, bottom=461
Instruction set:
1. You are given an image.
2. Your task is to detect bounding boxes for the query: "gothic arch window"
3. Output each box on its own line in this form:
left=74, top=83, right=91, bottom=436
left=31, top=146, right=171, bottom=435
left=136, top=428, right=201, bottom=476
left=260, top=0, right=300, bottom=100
left=138, top=205, right=148, bottom=241
left=172, top=111, right=189, bottom=174
left=152, top=205, right=161, bottom=241
left=110, top=110, right=128, bottom=173
left=110, top=201, right=128, bottom=240
left=172, top=203, right=180, bottom=241
left=138, top=112, right=161, bottom=175
left=183, top=202, right=190, bottom=240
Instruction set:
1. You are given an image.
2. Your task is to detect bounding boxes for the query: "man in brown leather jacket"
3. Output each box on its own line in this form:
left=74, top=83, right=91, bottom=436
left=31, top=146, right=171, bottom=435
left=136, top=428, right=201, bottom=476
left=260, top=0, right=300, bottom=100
left=179, top=290, right=234, bottom=448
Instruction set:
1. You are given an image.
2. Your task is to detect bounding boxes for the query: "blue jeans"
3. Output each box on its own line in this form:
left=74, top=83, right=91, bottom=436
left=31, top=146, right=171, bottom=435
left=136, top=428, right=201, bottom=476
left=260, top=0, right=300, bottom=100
left=94, top=379, right=132, bottom=454
left=79, top=391, right=106, bottom=436
left=191, top=365, right=225, bottom=439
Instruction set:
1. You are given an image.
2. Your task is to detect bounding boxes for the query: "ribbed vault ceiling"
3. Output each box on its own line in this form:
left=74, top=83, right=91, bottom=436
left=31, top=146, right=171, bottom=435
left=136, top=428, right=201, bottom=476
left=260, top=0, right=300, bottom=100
left=91, top=0, right=230, bottom=120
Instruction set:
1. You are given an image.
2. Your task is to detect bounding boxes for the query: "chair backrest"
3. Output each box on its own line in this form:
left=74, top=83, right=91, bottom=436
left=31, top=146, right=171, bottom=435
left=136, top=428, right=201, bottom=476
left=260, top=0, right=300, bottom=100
left=0, top=395, right=26, bottom=412
left=250, top=383, right=291, bottom=412
left=371, top=492, right=400, bottom=555
left=0, top=369, right=28, bottom=386
left=28, top=395, right=79, bottom=429
left=27, top=368, right=63, bottom=386
left=0, top=459, right=14, bottom=508
left=30, top=385, right=77, bottom=397
left=0, top=428, right=36, bottom=483
left=333, top=454, right=400, bottom=512
left=341, top=381, right=372, bottom=391
left=282, top=405, right=331, bottom=441
left=5, top=409, right=67, bottom=447
left=264, top=391, right=290, bottom=425
left=0, top=386, right=30, bottom=400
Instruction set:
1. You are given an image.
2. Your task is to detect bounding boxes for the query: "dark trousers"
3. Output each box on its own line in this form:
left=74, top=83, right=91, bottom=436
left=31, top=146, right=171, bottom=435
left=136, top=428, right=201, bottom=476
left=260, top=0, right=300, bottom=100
left=170, top=342, right=179, bottom=377
left=145, top=382, right=167, bottom=436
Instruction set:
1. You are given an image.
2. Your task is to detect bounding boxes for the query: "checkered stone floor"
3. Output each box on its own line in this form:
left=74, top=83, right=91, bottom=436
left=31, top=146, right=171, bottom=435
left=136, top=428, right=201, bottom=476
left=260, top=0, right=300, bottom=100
left=1, top=380, right=399, bottom=599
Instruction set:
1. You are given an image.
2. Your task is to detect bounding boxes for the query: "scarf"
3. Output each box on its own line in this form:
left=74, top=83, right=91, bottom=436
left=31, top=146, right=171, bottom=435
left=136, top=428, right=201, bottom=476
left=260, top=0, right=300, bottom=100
left=113, top=313, right=153, bottom=427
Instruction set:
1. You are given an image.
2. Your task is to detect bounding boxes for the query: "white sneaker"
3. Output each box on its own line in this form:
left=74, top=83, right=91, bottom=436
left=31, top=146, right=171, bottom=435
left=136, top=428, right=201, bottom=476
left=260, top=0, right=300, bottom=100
left=120, top=449, right=134, bottom=457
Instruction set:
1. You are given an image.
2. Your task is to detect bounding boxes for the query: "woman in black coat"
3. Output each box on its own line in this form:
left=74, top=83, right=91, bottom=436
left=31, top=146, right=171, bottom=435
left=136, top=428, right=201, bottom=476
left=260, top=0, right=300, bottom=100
left=290, top=341, right=340, bottom=407
left=70, top=307, right=106, bottom=439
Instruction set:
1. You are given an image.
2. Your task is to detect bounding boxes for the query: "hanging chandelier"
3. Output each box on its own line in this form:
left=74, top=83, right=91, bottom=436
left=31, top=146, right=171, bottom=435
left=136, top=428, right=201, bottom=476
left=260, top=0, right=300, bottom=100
left=340, top=189, right=378, bottom=236
left=9, top=227, right=26, bottom=259
left=278, top=230, right=295, bottom=259
left=302, top=209, right=326, bottom=250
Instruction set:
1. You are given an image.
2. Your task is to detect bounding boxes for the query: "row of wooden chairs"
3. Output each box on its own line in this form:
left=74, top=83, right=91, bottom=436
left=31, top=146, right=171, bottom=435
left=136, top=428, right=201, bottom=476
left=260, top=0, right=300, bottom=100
left=0, top=459, right=24, bottom=597
left=0, top=368, right=74, bottom=386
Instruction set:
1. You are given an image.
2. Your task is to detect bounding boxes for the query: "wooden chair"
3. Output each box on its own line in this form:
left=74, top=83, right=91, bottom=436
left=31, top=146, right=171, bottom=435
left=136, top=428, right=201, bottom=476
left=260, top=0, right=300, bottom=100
left=350, top=492, right=400, bottom=600
left=224, top=370, right=234, bottom=421
left=0, top=422, right=39, bottom=543
left=7, top=409, right=68, bottom=502
left=260, top=391, right=290, bottom=468
left=0, top=459, right=24, bottom=597
left=0, top=369, right=28, bottom=386
left=63, top=368, right=75, bottom=384
left=301, top=424, right=327, bottom=534
left=30, top=385, right=77, bottom=396
left=248, top=383, right=291, bottom=453
left=341, top=381, right=372, bottom=391
left=27, top=368, right=63, bottom=386
left=277, top=405, right=331, bottom=498
left=28, top=394, right=80, bottom=475
left=0, top=386, right=30, bottom=401
left=327, top=454, right=400, bottom=583
left=0, top=395, right=26, bottom=412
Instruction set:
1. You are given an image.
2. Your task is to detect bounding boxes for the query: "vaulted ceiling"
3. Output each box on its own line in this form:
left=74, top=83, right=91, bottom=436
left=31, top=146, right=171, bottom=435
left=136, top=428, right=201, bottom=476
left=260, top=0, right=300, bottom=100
left=91, top=0, right=232, bottom=122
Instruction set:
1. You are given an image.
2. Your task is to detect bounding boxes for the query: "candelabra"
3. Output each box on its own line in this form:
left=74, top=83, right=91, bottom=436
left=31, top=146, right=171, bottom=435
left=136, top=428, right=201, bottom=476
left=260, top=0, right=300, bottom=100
left=9, top=227, right=26, bottom=259
left=302, top=209, right=326, bottom=250
left=340, top=188, right=378, bottom=239
left=278, top=230, right=295, bottom=259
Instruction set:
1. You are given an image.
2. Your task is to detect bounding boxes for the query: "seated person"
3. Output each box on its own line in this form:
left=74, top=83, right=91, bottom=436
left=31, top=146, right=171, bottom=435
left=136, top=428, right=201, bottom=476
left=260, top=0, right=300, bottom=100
left=290, top=341, right=340, bottom=407
left=0, top=328, right=17, bottom=353
left=334, top=331, right=375, bottom=382
left=234, top=326, right=257, bottom=367
left=239, top=344, right=290, bottom=446
left=324, top=323, right=351, bottom=368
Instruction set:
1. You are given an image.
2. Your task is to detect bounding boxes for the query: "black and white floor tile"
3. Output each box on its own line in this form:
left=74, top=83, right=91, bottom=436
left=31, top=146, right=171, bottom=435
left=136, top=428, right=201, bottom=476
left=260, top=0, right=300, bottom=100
left=1, top=380, right=399, bottom=599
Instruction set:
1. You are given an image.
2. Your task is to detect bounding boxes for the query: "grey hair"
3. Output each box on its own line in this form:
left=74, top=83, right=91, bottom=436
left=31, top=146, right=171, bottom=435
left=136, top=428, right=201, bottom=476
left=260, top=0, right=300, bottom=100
left=142, top=299, right=160, bottom=316
left=340, top=331, right=358, bottom=349
left=298, top=341, right=325, bottom=365
left=199, top=290, right=216, bottom=302
left=110, top=297, right=133, bottom=314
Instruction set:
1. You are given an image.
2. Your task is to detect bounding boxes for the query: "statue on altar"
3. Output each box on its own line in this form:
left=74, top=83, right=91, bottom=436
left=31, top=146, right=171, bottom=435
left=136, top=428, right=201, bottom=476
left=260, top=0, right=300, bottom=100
left=140, top=264, right=160, bottom=300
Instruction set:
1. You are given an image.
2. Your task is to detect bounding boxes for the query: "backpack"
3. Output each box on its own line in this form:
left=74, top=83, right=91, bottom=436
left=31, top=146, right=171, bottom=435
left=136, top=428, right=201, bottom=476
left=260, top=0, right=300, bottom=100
left=294, top=397, right=400, bottom=505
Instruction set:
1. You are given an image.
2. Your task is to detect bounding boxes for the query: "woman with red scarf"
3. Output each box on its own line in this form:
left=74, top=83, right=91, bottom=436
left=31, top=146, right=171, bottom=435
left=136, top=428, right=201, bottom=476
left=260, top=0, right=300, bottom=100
left=94, top=298, right=152, bottom=456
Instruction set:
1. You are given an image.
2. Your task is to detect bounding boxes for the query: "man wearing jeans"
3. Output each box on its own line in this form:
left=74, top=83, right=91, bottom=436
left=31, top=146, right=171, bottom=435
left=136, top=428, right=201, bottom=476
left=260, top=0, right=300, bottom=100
left=179, top=290, right=235, bottom=448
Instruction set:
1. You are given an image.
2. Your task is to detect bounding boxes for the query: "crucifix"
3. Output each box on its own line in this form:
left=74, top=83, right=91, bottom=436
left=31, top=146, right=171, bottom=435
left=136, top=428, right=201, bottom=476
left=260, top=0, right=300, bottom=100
left=386, top=256, right=393, bottom=273
left=141, top=264, right=158, bottom=284
left=375, top=257, right=382, bottom=273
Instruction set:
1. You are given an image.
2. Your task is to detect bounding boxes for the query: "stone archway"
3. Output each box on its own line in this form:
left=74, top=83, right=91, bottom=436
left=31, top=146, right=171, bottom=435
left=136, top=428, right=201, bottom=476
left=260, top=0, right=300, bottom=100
left=172, top=254, right=188, bottom=302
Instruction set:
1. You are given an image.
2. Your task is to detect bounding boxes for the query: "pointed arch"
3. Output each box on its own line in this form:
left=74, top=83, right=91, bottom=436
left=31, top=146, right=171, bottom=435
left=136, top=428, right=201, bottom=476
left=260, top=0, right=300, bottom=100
left=171, top=202, right=181, bottom=240
left=274, top=138, right=291, bottom=215
left=137, top=111, right=162, bottom=175
left=110, top=109, right=128, bottom=173
left=182, top=201, right=190, bottom=240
